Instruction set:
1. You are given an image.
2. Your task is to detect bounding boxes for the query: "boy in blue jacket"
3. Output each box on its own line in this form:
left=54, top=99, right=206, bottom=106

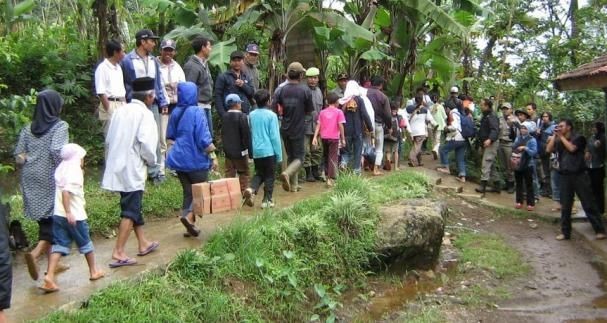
left=513, top=121, right=538, bottom=211
left=243, top=90, right=282, bottom=208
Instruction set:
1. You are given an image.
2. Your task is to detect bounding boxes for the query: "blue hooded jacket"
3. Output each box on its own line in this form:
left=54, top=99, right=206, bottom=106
left=166, top=82, right=213, bottom=172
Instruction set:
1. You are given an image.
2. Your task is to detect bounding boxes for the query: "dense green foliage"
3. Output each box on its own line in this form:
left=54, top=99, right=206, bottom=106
left=41, top=172, right=430, bottom=322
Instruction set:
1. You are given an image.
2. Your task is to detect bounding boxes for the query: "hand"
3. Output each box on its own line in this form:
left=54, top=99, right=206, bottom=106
left=340, top=138, right=346, bottom=147
left=585, top=151, right=591, bottom=161
left=205, top=143, right=216, bottom=153
left=66, top=212, right=76, bottom=226
left=212, top=158, right=219, bottom=171
left=235, top=79, right=244, bottom=87
left=161, top=106, right=169, bottom=114
left=312, top=138, right=318, bottom=147
left=483, top=139, right=491, bottom=148
left=595, top=140, right=601, bottom=147
left=517, top=146, right=526, bottom=152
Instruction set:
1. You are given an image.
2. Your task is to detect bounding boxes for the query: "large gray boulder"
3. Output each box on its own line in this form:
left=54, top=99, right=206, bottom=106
left=375, top=199, right=447, bottom=270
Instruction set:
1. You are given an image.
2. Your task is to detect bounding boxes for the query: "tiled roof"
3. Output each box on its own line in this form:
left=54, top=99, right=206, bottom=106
left=555, top=54, right=607, bottom=81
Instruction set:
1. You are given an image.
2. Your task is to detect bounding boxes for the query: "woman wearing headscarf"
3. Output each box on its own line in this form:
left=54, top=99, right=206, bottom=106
left=338, top=81, right=373, bottom=174
left=14, top=89, right=69, bottom=281
left=166, top=82, right=216, bottom=237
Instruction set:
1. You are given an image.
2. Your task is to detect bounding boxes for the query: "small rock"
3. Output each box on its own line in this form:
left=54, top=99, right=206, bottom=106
left=442, top=237, right=452, bottom=246
left=565, top=292, right=572, bottom=297
left=436, top=287, right=444, bottom=293
left=529, top=223, right=539, bottom=229
left=475, top=222, right=481, bottom=226
left=528, top=219, right=534, bottom=222
left=461, top=280, right=471, bottom=287
left=457, top=222, right=463, bottom=226
left=368, top=291, right=376, bottom=298
left=445, top=232, right=452, bottom=237
left=423, top=270, right=436, bottom=280
left=524, top=285, right=537, bottom=290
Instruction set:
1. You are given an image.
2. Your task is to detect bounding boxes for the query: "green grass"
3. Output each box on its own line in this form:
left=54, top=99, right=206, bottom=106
left=454, top=232, right=529, bottom=279
left=10, top=175, right=182, bottom=243
left=40, top=172, right=431, bottom=322
left=396, top=306, right=445, bottom=323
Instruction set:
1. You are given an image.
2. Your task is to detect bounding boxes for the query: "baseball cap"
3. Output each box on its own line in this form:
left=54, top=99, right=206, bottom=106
left=161, top=39, right=176, bottom=49
left=450, top=86, right=459, bottom=93
left=336, top=73, right=349, bottom=81
left=245, top=43, right=260, bottom=54
left=306, top=67, right=320, bottom=77
left=500, top=102, right=512, bottom=109
left=225, top=94, right=243, bottom=107
left=135, top=29, right=160, bottom=40
left=287, top=62, right=306, bottom=73
left=230, top=51, right=245, bottom=60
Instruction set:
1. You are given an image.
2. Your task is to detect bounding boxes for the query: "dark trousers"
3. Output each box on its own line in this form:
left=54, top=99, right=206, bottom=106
left=515, top=168, right=534, bottom=206
left=177, top=170, right=209, bottom=217
left=560, top=172, right=606, bottom=238
left=322, top=139, right=339, bottom=179
left=588, top=167, right=605, bottom=214
left=251, top=156, right=276, bottom=202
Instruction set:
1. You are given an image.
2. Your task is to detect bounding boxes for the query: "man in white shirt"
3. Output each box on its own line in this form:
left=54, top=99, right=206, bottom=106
left=94, top=40, right=126, bottom=136
left=158, top=39, right=185, bottom=171
left=102, top=77, right=160, bottom=268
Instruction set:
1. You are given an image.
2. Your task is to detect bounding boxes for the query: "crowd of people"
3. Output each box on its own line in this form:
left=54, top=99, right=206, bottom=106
left=10, top=28, right=607, bottom=302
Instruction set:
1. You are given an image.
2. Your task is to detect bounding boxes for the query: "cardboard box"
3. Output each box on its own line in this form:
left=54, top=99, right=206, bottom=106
left=191, top=178, right=242, bottom=215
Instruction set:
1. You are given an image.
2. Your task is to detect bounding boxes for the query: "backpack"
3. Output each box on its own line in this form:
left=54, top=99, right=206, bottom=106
left=454, top=110, right=476, bottom=139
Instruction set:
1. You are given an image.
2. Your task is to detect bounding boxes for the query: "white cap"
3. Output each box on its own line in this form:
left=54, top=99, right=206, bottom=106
left=450, top=86, right=459, bottom=93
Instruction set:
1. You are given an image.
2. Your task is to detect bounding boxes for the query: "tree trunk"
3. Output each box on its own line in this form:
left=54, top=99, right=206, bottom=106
left=462, top=40, right=472, bottom=95
left=477, top=35, right=496, bottom=79
left=568, top=0, right=578, bottom=66
left=93, top=0, right=109, bottom=59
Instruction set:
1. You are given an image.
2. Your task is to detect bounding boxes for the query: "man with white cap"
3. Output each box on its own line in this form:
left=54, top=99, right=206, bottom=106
left=304, top=67, right=324, bottom=182
left=158, top=39, right=185, bottom=173
left=444, top=86, right=463, bottom=113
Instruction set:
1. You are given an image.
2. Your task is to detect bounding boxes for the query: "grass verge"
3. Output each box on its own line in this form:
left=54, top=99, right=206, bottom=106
left=40, top=171, right=430, bottom=322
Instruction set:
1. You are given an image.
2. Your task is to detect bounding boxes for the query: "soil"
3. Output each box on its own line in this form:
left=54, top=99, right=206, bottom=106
left=339, top=194, right=607, bottom=322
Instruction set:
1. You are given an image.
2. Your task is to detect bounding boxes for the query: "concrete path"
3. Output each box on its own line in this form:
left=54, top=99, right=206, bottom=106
left=9, top=181, right=329, bottom=322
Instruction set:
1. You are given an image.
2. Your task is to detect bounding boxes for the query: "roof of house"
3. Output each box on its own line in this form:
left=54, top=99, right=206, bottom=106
left=554, top=54, right=607, bottom=91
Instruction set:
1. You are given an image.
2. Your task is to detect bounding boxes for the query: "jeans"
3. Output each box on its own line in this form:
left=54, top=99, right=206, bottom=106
left=439, top=140, right=467, bottom=177
left=551, top=169, right=561, bottom=202
left=342, top=134, right=363, bottom=173
left=560, top=172, right=605, bottom=238
left=531, top=160, right=540, bottom=199
left=177, top=170, right=209, bottom=217
left=51, top=215, right=94, bottom=256
left=199, top=104, right=213, bottom=139
left=480, top=143, right=499, bottom=182
left=251, top=156, right=276, bottom=202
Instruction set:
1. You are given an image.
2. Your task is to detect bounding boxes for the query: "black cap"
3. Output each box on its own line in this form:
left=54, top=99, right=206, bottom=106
left=230, top=51, right=245, bottom=60
left=135, top=29, right=160, bottom=40
left=132, top=77, right=155, bottom=92
left=337, top=73, right=349, bottom=81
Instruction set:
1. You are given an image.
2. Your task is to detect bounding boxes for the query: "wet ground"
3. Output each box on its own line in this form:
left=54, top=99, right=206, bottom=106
left=8, top=159, right=607, bottom=322
left=8, top=178, right=329, bottom=322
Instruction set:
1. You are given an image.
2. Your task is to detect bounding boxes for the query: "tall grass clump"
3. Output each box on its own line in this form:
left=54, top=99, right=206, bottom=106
left=41, top=173, right=430, bottom=322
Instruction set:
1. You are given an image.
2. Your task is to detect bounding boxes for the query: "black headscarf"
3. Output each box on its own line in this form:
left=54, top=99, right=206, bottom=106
left=31, top=89, right=63, bottom=137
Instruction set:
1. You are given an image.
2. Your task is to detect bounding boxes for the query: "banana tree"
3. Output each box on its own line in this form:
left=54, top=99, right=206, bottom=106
left=233, top=0, right=316, bottom=92
left=0, top=0, right=35, bottom=36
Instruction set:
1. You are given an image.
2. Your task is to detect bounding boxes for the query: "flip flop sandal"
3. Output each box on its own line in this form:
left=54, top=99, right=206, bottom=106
left=137, top=241, right=160, bottom=256
left=180, top=217, right=200, bottom=237
left=38, top=285, right=59, bottom=293
left=109, top=258, right=137, bottom=268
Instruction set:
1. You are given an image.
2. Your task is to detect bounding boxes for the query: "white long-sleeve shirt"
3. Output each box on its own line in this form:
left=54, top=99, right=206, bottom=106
left=407, top=108, right=436, bottom=137
left=102, top=99, right=158, bottom=192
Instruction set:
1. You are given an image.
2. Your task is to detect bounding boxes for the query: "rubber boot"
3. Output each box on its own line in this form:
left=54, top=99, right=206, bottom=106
left=312, top=165, right=324, bottom=181
left=475, top=180, right=487, bottom=193
left=486, top=181, right=501, bottom=193
left=305, top=167, right=316, bottom=182
left=280, top=159, right=302, bottom=192
left=507, top=181, right=515, bottom=194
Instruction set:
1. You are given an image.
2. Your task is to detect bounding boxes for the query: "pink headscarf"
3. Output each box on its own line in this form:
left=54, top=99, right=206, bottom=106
left=55, top=143, right=86, bottom=189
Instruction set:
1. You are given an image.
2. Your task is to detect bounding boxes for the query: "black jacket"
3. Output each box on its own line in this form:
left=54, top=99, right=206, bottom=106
left=478, top=110, right=499, bottom=143
left=214, top=70, right=255, bottom=117
left=221, top=110, right=252, bottom=160
left=183, top=55, right=213, bottom=104
left=366, top=88, right=391, bottom=128
left=343, top=96, right=373, bottom=137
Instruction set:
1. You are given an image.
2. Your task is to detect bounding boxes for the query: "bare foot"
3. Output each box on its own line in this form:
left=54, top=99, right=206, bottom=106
left=89, top=271, right=105, bottom=281
left=39, top=277, right=59, bottom=293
